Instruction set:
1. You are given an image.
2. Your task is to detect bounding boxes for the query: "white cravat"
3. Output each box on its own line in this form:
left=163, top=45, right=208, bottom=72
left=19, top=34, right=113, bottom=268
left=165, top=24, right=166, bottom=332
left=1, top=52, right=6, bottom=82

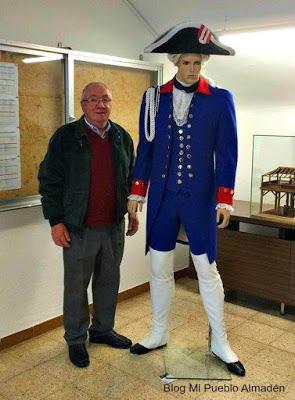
left=173, top=78, right=194, bottom=127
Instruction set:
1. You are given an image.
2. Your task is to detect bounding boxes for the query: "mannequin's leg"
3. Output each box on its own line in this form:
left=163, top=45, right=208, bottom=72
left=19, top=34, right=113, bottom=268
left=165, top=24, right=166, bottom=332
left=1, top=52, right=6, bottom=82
left=191, top=253, right=238, bottom=363
left=130, top=247, right=175, bottom=353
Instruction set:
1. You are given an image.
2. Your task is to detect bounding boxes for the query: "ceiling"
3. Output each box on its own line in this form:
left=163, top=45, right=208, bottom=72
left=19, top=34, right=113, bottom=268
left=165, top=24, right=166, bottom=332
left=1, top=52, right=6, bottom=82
left=128, top=0, right=295, bottom=35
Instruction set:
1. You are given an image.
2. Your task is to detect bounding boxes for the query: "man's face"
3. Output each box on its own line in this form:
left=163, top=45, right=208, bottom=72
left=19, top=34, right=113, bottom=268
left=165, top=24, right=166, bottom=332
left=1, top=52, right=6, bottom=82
left=81, top=84, right=112, bottom=128
left=176, top=54, right=202, bottom=85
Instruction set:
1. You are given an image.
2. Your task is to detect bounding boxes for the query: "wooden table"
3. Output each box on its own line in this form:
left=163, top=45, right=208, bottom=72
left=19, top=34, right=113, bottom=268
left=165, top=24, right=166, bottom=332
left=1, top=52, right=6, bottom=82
left=190, top=200, right=295, bottom=313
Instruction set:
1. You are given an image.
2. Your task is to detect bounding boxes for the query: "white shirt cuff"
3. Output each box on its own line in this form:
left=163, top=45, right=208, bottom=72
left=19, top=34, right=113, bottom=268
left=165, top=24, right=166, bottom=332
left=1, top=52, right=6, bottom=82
left=216, top=203, right=234, bottom=212
left=128, top=194, right=146, bottom=203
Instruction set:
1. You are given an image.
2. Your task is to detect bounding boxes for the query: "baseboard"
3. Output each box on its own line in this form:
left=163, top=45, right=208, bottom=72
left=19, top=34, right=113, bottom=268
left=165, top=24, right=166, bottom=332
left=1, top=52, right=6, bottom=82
left=0, top=267, right=190, bottom=351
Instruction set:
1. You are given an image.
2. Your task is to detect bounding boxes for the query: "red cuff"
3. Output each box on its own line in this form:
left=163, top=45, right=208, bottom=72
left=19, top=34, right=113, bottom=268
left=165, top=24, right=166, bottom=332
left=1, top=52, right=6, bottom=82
left=131, top=179, right=148, bottom=197
left=217, top=186, right=234, bottom=205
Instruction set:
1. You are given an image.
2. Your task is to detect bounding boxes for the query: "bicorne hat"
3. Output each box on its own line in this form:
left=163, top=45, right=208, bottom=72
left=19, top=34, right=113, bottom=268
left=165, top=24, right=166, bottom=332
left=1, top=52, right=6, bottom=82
left=144, top=22, right=235, bottom=56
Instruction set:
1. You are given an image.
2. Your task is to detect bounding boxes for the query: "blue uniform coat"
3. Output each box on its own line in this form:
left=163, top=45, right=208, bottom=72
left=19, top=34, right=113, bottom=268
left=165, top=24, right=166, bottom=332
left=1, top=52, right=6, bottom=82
left=133, top=77, right=238, bottom=263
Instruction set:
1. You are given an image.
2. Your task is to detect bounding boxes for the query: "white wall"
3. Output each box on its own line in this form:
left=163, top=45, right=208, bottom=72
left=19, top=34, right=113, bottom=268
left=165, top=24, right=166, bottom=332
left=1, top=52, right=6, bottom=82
left=0, top=0, right=189, bottom=339
left=1, top=0, right=151, bottom=58
left=199, top=28, right=295, bottom=202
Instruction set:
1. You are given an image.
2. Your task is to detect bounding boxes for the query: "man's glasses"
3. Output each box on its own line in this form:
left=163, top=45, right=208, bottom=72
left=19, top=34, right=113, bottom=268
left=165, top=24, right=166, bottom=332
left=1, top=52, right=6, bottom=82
left=82, top=96, right=112, bottom=105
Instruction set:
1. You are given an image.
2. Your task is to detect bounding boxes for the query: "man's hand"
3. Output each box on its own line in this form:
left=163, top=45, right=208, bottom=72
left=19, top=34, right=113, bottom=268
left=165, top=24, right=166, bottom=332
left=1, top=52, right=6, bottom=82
left=51, top=223, right=71, bottom=247
left=126, top=213, right=139, bottom=236
left=216, top=208, right=230, bottom=229
left=127, top=200, right=143, bottom=218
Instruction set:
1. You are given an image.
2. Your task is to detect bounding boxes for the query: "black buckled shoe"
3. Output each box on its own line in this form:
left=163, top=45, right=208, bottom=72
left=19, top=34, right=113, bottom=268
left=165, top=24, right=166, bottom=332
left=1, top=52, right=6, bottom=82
left=130, top=342, right=167, bottom=355
left=212, top=352, right=245, bottom=376
left=89, top=330, right=132, bottom=349
left=68, top=344, right=89, bottom=368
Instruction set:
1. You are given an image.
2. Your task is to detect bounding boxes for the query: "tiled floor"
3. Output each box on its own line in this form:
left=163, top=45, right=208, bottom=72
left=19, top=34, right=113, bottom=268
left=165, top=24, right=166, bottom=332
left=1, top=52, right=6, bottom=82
left=0, top=277, right=294, bottom=399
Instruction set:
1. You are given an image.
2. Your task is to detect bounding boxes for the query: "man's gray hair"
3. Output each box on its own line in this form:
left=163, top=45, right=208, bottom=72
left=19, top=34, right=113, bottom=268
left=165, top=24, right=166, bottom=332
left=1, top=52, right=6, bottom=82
left=168, top=53, right=210, bottom=66
left=81, top=82, right=112, bottom=101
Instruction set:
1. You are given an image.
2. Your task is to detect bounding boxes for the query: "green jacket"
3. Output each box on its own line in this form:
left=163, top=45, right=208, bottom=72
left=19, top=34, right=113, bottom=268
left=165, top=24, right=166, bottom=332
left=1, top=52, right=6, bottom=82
left=38, top=116, right=134, bottom=230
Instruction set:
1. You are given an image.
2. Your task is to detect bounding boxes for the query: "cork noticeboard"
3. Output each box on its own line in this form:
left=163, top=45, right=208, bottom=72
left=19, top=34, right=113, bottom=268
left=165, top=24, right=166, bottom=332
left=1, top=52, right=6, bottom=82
left=0, top=50, right=157, bottom=209
left=0, top=51, right=64, bottom=203
left=74, top=61, right=156, bottom=147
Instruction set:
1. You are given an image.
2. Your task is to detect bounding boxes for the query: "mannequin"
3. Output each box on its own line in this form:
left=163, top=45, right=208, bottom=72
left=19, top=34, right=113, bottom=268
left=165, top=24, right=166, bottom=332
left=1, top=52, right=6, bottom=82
left=128, top=23, right=245, bottom=377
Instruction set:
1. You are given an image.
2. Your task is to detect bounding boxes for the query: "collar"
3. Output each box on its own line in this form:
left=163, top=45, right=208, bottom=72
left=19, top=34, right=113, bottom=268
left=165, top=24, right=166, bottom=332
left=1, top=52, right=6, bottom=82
left=160, top=75, right=211, bottom=95
left=174, top=76, right=198, bottom=93
left=84, top=116, right=111, bottom=137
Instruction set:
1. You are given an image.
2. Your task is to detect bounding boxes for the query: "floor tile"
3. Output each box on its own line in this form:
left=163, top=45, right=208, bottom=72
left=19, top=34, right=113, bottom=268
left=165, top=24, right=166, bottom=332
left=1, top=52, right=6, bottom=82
left=0, top=349, right=29, bottom=383
left=0, top=363, right=65, bottom=400
left=44, top=384, right=98, bottom=400
left=230, top=320, right=286, bottom=345
left=74, top=362, right=139, bottom=399
left=1, top=335, right=66, bottom=369
left=268, top=331, right=295, bottom=354
left=250, top=310, right=295, bottom=333
left=226, top=333, right=268, bottom=362
left=250, top=346, right=295, bottom=378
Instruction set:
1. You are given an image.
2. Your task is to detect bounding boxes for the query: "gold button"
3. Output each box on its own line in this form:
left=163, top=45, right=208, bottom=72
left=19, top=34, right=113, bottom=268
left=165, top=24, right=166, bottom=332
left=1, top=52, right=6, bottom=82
left=135, top=181, right=139, bottom=185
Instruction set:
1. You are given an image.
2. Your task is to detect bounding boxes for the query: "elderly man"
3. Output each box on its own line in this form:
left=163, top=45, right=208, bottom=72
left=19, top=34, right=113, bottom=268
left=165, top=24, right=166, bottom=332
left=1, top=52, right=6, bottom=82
left=128, top=23, right=245, bottom=376
left=39, top=82, right=137, bottom=368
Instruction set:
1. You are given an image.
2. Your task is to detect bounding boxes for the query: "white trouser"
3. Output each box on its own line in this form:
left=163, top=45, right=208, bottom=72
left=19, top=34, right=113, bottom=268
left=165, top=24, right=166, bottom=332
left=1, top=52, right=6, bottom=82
left=191, top=253, right=238, bottom=363
left=139, top=247, right=175, bottom=349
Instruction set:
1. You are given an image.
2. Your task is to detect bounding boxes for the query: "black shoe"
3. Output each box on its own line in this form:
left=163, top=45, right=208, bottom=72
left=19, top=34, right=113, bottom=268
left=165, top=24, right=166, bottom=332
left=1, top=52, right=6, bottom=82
left=226, top=360, right=246, bottom=376
left=89, top=330, right=132, bottom=349
left=212, top=352, right=245, bottom=377
left=130, top=342, right=167, bottom=355
left=68, top=344, right=89, bottom=368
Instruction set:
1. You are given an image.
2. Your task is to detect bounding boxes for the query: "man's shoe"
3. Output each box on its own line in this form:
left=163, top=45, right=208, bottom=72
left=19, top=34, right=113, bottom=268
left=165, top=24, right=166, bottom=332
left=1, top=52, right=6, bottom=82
left=130, top=342, right=167, bottom=355
left=68, top=344, right=89, bottom=368
left=89, top=330, right=132, bottom=349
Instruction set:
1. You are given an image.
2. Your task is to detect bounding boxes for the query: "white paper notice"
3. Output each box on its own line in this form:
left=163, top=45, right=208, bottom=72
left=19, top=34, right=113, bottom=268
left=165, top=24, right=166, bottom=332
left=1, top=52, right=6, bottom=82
left=0, top=62, right=20, bottom=190
left=0, top=63, right=18, bottom=97
left=0, top=157, right=20, bottom=190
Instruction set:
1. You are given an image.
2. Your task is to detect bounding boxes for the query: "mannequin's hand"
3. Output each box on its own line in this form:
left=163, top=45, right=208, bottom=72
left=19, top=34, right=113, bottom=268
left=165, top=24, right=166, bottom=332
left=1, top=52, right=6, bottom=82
left=126, top=213, right=139, bottom=236
left=216, top=208, right=230, bottom=229
left=127, top=200, right=143, bottom=218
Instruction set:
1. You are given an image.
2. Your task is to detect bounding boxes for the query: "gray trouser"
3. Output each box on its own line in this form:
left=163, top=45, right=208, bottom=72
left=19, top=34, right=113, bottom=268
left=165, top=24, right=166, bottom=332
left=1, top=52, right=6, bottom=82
left=63, top=222, right=125, bottom=345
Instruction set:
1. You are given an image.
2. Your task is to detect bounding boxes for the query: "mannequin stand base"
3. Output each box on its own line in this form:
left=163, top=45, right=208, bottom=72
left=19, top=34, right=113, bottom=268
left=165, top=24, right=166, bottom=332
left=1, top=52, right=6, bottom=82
left=163, top=344, right=231, bottom=380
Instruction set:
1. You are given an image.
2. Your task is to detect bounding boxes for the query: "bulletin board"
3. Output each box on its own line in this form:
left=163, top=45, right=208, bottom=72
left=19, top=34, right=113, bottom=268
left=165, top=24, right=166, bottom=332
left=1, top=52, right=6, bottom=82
left=74, top=61, right=156, bottom=147
left=0, top=50, right=64, bottom=203
left=0, top=44, right=160, bottom=211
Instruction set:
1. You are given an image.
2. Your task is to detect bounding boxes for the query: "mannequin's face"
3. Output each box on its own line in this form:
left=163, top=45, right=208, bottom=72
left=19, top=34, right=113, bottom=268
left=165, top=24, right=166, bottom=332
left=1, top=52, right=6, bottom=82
left=176, top=54, right=202, bottom=84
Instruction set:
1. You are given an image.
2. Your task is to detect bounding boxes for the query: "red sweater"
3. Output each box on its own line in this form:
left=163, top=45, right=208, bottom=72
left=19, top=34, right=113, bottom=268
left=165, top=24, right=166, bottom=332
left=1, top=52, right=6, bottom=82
left=84, top=127, right=116, bottom=226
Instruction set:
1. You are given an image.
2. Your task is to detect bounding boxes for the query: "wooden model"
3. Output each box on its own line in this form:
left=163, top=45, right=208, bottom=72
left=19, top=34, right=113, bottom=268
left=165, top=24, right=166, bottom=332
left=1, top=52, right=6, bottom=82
left=260, top=166, right=295, bottom=217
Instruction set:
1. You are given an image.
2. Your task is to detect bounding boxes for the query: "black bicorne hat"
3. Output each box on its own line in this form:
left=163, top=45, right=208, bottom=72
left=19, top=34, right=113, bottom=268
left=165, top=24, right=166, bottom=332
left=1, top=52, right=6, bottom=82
left=144, top=22, right=235, bottom=56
